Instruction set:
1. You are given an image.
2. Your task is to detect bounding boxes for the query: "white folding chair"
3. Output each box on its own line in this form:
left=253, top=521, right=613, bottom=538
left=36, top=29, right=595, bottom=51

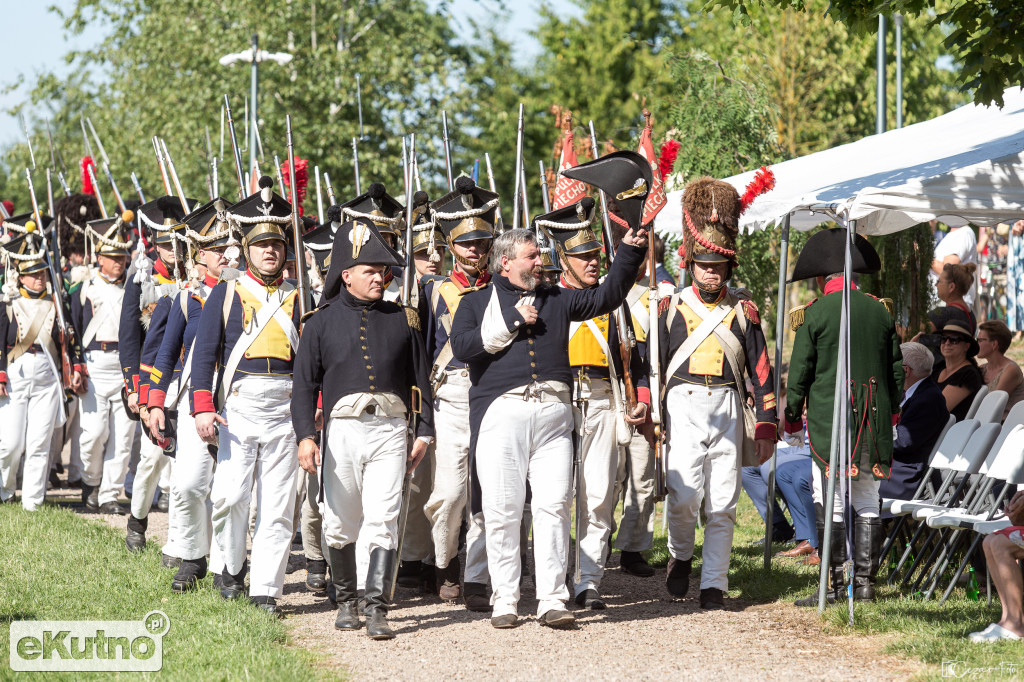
left=972, top=389, right=1008, bottom=424
left=965, top=385, right=990, bottom=420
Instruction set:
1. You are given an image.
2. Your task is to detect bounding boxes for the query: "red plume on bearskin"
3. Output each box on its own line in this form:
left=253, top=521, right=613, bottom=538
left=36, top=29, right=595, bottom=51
left=657, top=140, right=680, bottom=181
left=80, top=156, right=96, bottom=196
left=280, top=157, right=309, bottom=216
left=739, top=166, right=775, bottom=215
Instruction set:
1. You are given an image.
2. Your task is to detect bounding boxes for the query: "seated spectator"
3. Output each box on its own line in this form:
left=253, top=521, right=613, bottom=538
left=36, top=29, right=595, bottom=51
left=970, top=491, right=1024, bottom=642
left=879, top=342, right=949, bottom=513
left=978, top=320, right=1024, bottom=419
left=933, top=319, right=984, bottom=421
left=742, top=439, right=819, bottom=564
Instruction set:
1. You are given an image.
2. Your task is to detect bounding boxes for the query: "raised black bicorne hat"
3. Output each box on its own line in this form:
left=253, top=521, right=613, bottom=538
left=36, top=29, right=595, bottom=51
left=184, top=197, right=235, bottom=249
left=88, top=210, right=136, bottom=258
left=559, top=150, right=652, bottom=233
left=337, top=182, right=404, bottom=240
left=431, top=176, right=499, bottom=244
left=534, top=197, right=601, bottom=258
left=226, top=176, right=292, bottom=249
left=321, top=218, right=405, bottom=300
left=139, top=195, right=197, bottom=245
left=789, top=228, right=882, bottom=282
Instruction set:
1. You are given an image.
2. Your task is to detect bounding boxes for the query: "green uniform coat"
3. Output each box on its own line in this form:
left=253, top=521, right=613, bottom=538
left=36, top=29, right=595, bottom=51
left=784, top=280, right=903, bottom=480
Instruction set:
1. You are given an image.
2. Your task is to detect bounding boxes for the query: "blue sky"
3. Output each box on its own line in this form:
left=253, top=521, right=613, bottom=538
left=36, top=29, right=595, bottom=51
left=0, top=0, right=576, bottom=147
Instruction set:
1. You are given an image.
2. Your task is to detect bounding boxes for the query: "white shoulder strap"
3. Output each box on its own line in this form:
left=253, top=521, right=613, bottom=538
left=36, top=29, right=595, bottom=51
left=662, top=289, right=733, bottom=394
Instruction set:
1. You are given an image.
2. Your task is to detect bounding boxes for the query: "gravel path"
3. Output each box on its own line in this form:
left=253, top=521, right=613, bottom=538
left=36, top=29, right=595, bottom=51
left=41, top=481, right=921, bottom=682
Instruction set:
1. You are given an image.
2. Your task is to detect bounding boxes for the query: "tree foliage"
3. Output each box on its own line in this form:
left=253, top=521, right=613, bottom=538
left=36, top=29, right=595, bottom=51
left=706, top=0, right=1023, bottom=107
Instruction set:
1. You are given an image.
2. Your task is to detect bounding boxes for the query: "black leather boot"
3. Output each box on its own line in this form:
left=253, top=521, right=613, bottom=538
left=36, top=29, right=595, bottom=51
left=172, top=557, right=208, bottom=593
left=795, top=522, right=845, bottom=607
left=329, top=544, right=361, bottom=631
left=81, top=483, right=99, bottom=511
left=220, top=561, right=247, bottom=600
left=305, top=558, right=328, bottom=592
left=666, top=557, right=691, bottom=598
left=435, top=555, right=461, bottom=601
left=854, top=516, right=883, bottom=601
left=125, top=514, right=147, bottom=552
left=364, top=547, right=396, bottom=640
left=396, top=559, right=423, bottom=589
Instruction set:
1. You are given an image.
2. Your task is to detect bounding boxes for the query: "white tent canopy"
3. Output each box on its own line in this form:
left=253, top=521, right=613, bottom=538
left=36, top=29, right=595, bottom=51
left=654, top=87, right=1024, bottom=236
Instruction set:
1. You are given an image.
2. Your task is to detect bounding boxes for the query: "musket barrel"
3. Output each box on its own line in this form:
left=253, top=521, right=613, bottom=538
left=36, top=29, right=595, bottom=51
left=441, top=111, right=454, bottom=191
left=323, top=173, right=337, bottom=205
left=286, top=114, right=310, bottom=317
left=512, top=104, right=525, bottom=230
left=352, top=138, right=361, bottom=195
left=160, top=139, right=190, bottom=213
left=401, top=135, right=416, bottom=305
left=314, top=165, right=324, bottom=221
left=86, top=163, right=108, bottom=218
left=485, top=153, right=503, bottom=231
left=223, top=95, right=246, bottom=199
left=539, top=160, right=551, bottom=213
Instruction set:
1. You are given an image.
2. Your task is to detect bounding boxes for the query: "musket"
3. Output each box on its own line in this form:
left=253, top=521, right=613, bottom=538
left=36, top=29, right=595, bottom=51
left=86, top=117, right=110, bottom=168
left=512, top=104, right=525, bottom=230
left=80, top=115, right=95, bottom=160
left=46, top=169, right=55, bottom=217
left=323, top=173, right=337, bottom=205
left=539, top=160, right=551, bottom=212
left=152, top=136, right=173, bottom=195
left=86, top=162, right=109, bottom=218
left=0, top=201, right=9, bottom=220
left=274, top=154, right=285, bottom=194
left=211, top=157, right=219, bottom=199
left=314, top=165, right=325, bottom=222
left=355, top=73, right=365, bottom=138
left=286, top=114, right=311, bottom=318
left=20, top=112, right=36, bottom=170
left=46, top=119, right=67, bottom=175
left=441, top=111, right=454, bottom=191
left=160, top=139, right=191, bottom=214
left=26, top=168, right=76, bottom=401
left=400, top=135, right=416, bottom=305
left=352, top=138, right=361, bottom=195
left=412, top=154, right=422, bottom=192
left=219, top=105, right=226, bottom=160
left=130, top=172, right=147, bottom=204
left=56, top=172, right=71, bottom=197
left=588, top=120, right=638, bottom=414
left=223, top=95, right=246, bottom=199
left=520, top=156, right=531, bottom=230
left=253, top=120, right=266, bottom=165
left=485, top=152, right=503, bottom=231
left=649, top=231, right=666, bottom=501
left=102, top=162, right=127, bottom=213
left=390, top=383, right=423, bottom=600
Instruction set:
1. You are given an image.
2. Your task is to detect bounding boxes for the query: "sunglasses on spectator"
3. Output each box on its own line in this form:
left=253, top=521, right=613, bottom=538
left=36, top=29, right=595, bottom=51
left=940, top=335, right=967, bottom=345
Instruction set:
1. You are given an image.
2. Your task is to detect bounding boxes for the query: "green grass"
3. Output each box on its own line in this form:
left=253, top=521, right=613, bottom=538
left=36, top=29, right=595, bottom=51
left=635, top=495, right=1024, bottom=680
left=0, top=504, right=336, bottom=681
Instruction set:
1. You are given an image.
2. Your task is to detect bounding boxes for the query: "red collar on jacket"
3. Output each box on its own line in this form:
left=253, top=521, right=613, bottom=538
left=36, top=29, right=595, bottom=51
left=823, top=277, right=858, bottom=296
left=245, top=268, right=284, bottom=287
left=451, top=269, right=490, bottom=289
left=203, top=273, right=219, bottom=287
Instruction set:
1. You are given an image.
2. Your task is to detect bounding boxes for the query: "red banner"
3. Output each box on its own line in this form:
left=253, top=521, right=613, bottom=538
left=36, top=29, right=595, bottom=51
left=552, top=129, right=589, bottom=210
left=637, top=121, right=667, bottom=226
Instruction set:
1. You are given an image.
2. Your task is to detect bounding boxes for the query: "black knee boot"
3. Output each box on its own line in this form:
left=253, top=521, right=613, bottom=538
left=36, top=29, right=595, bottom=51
left=854, top=516, right=883, bottom=601
left=125, top=514, right=147, bottom=552
left=220, top=560, right=247, bottom=600
left=329, top=544, right=360, bottom=630
left=364, top=547, right=396, bottom=640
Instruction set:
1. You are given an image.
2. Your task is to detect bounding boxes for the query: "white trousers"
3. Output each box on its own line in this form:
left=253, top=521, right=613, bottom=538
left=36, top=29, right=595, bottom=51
left=665, top=384, right=743, bottom=592
left=130, top=383, right=174, bottom=519
left=615, top=428, right=656, bottom=552
left=321, top=412, right=406, bottom=554
left=0, top=353, right=63, bottom=510
left=210, top=374, right=297, bottom=599
left=79, top=350, right=135, bottom=505
left=574, top=380, right=620, bottom=595
left=48, top=398, right=81, bottom=482
left=476, top=395, right=573, bottom=618
left=811, top=441, right=881, bottom=520
left=427, top=370, right=486, bottom=572
left=164, top=402, right=221, bottom=570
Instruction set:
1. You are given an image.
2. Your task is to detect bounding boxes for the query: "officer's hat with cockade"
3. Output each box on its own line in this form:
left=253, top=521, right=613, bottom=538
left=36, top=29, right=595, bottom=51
left=337, top=182, right=405, bottom=241
left=560, top=150, right=652, bottom=234
left=320, top=218, right=404, bottom=300
left=789, top=227, right=881, bottom=282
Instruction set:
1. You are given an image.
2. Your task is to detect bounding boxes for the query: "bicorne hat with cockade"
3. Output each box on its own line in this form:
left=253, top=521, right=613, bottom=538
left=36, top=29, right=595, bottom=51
left=789, top=227, right=881, bottom=283
left=320, top=218, right=405, bottom=300
left=559, top=150, right=652, bottom=233
left=681, top=167, right=775, bottom=267
left=337, top=183, right=405, bottom=241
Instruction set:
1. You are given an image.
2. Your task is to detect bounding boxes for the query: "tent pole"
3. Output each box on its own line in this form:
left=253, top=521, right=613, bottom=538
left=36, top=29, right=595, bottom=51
left=764, top=214, right=791, bottom=570
left=842, top=221, right=855, bottom=626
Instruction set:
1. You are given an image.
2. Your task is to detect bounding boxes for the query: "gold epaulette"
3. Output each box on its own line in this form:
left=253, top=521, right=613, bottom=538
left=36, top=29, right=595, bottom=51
left=404, top=305, right=421, bottom=332
left=788, top=298, right=817, bottom=331
left=299, top=308, right=319, bottom=324
left=880, top=297, right=895, bottom=317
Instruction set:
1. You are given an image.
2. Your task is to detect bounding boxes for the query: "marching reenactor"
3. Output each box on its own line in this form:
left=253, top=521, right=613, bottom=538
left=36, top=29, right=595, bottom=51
left=655, top=175, right=777, bottom=610
left=420, top=177, right=497, bottom=608
left=145, top=197, right=234, bottom=592
left=123, top=196, right=193, bottom=553
left=786, top=228, right=902, bottom=606
left=450, top=165, right=648, bottom=630
left=537, top=196, right=649, bottom=609
left=71, top=211, right=137, bottom=513
left=0, top=217, right=82, bottom=509
left=190, top=177, right=300, bottom=615
left=292, top=217, right=434, bottom=640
